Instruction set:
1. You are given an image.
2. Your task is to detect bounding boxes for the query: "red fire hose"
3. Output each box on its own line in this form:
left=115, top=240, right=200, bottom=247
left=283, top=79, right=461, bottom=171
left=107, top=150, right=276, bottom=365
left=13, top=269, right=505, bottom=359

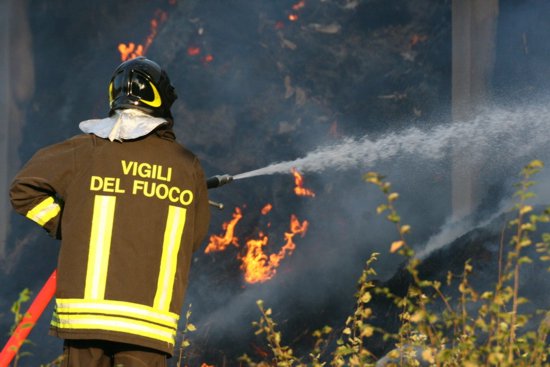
left=0, top=270, right=57, bottom=367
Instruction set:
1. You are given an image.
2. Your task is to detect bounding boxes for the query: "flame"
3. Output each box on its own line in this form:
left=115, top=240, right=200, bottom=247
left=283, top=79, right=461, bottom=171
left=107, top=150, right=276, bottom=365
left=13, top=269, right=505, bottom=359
left=240, top=233, right=270, bottom=283
left=187, top=46, right=201, bottom=56
left=200, top=364, right=215, bottom=367
left=203, top=54, right=214, bottom=63
left=240, top=214, right=309, bottom=284
left=292, top=0, right=306, bottom=10
left=187, top=47, right=214, bottom=63
left=143, top=10, right=168, bottom=52
left=291, top=168, right=315, bottom=197
left=118, top=10, right=168, bottom=61
left=261, top=203, right=273, bottom=215
left=410, top=34, right=428, bottom=47
left=287, top=0, right=305, bottom=22
left=204, top=207, right=243, bottom=253
left=118, top=43, right=144, bottom=62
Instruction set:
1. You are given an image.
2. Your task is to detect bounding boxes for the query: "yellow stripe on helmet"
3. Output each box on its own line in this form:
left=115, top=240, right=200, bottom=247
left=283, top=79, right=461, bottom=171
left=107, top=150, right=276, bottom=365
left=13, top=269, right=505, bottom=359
left=140, top=81, right=162, bottom=108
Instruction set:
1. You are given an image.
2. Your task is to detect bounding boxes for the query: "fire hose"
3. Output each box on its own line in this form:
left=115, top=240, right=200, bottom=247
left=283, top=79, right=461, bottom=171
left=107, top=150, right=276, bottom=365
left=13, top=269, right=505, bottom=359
left=0, top=174, right=233, bottom=367
left=0, top=271, right=57, bottom=367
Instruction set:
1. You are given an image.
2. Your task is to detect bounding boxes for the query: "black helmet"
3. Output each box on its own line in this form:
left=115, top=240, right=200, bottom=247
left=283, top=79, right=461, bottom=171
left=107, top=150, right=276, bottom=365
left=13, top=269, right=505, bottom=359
left=108, top=57, right=177, bottom=118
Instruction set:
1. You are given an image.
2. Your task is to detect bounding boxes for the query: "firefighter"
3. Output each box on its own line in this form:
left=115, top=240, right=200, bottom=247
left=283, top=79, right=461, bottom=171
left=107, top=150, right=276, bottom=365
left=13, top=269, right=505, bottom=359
left=10, top=57, right=211, bottom=367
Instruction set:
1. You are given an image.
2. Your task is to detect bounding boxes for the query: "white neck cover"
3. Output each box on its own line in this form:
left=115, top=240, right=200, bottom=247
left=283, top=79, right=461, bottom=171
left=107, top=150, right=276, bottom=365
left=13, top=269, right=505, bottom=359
left=79, top=109, right=168, bottom=142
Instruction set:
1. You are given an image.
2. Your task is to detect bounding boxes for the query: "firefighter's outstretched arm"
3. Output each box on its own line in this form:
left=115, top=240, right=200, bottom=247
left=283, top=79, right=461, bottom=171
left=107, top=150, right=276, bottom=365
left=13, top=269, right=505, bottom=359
left=9, top=140, right=75, bottom=239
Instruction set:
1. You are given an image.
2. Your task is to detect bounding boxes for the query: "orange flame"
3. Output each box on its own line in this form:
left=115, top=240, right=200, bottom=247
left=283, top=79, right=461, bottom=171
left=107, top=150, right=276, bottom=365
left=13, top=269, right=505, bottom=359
left=288, top=13, right=299, bottom=21
left=261, top=203, right=273, bottom=215
left=187, top=46, right=201, bottom=56
left=200, top=364, right=215, bottom=367
left=118, top=43, right=144, bottom=62
left=204, top=207, right=243, bottom=253
left=203, top=54, right=214, bottom=63
left=240, top=214, right=309, bottom=283
left=118, top=10, right=168, bottom=61
left=410, top=34, right=428, bottom=47
left=292, top=0, right=306, bottom=10
left=291, top=168, right=315, bottom=197
left=143, top=10, right=168, bottom=52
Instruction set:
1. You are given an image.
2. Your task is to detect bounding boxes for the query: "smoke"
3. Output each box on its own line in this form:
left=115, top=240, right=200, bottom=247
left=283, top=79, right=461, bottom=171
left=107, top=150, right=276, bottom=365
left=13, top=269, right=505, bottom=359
left=4, top=0, right=550, bottom=365
left=188, top=99, right=550, bottom=362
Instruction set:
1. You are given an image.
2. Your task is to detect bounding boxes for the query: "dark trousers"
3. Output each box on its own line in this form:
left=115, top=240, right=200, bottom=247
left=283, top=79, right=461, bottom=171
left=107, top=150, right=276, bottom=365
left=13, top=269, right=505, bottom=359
left=61, top=340, right=167, bottom=367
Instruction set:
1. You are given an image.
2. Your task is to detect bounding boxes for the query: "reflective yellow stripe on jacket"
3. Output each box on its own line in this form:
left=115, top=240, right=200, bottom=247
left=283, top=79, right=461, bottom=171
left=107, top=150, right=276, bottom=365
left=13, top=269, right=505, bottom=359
left=154, top=205, right=187, bottom=311
left=52, top=298, right=179, bottom=345
left=85, top=195, right=116, bottom=300
left=55, top=200, right=188, bottom=346
left=26, top=196, right=61, bottom=226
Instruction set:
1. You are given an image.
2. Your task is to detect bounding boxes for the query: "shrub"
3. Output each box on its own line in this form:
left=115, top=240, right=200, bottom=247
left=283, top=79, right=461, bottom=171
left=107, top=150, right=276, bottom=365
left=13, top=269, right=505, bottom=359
left=239, top=160, right=550, bottom=367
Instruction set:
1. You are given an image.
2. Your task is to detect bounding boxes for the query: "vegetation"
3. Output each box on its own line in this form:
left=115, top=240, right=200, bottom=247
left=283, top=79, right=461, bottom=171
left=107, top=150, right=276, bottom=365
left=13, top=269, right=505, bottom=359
left=7, top=288, right=33, bottom=367
left=236, top=160, right=550, bottom=367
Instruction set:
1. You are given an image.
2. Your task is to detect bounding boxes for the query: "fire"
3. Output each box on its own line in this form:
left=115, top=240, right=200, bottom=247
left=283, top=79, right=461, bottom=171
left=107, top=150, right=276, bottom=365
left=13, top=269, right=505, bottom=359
left=143, top=10, right=168, bottom=52
left=186, top=46, right=214, bottom=64
left=240, top=214, right=309, bottom=284
left=200, top=364, right=215, bottom=367
left=118, top=10, right=168, bottom=61
left=118, top=43, right=144, bottom=62
left=203, top=54, right=214, bottom=63
left=261, top=203, right=273, bottom=215
left=291, top=168, right=315, bottom=197
left=205, top=205, right=309, bottom=283
left=271, top=214, right=308, bottom=268
left=187, top=46, right=201, bottom=56
left=410, top=34, right=428, bottom=47
left=240, top=233, right=270, bottom=283
left=205, top=177, right=311, bottom=283
left=287, top=1, right=305, bottom=22
left=204, top=207, right=243, bottom=253
left=292, top=0, right=306, bottom=11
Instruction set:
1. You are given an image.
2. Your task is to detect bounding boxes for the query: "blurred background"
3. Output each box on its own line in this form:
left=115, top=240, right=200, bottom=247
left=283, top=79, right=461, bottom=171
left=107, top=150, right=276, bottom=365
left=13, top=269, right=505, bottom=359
left=1, top=0, right=550, bottom=365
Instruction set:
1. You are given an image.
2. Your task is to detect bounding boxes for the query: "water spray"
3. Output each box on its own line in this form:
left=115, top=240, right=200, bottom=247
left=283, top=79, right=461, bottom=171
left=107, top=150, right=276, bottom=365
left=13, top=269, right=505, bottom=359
left=232, top=104, right=550, bottom=181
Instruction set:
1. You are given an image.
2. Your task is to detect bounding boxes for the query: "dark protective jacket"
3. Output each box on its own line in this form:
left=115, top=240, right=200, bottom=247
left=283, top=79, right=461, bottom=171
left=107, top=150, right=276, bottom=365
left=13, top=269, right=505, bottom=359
left=10, top=128, right=210, bottom=355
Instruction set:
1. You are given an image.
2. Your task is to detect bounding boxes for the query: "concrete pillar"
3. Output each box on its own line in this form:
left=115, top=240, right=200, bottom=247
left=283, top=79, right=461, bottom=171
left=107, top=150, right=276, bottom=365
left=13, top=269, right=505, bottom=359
left=0, top=0, right=35, bottom=261
left=451, top=0, right=499, bottom=220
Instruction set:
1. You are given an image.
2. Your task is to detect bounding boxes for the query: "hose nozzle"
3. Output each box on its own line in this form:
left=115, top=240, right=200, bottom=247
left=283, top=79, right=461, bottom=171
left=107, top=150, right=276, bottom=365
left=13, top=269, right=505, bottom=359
left=206, top=174, right=234, bottom=189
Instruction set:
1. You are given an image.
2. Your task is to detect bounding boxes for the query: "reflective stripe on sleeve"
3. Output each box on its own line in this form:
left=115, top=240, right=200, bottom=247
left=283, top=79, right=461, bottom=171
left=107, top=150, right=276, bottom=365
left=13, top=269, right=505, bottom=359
left=26, top=197, right=61, bottom=226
